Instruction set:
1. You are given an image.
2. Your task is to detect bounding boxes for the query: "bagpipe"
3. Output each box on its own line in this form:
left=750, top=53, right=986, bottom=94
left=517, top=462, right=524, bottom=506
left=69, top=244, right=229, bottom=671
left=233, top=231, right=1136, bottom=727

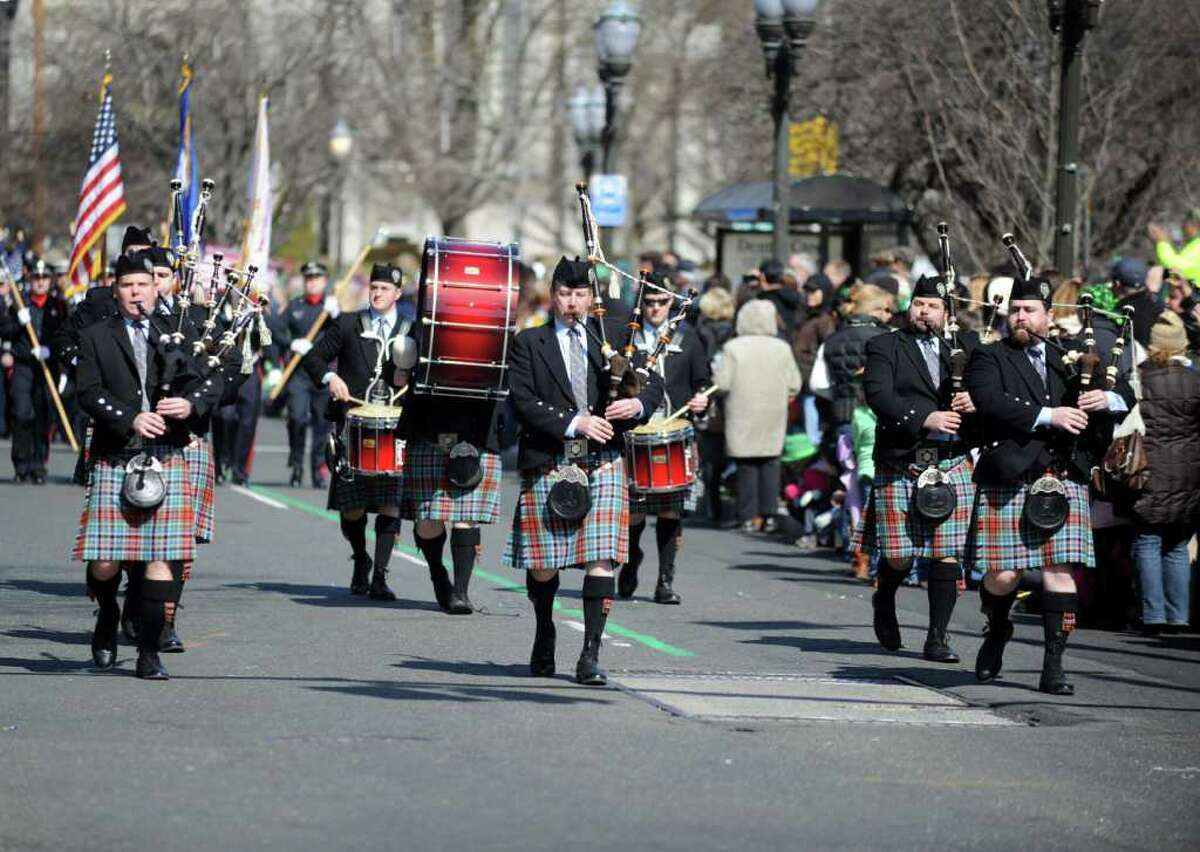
left=573, top=181, right=698, bottom=403
left=937, top=222, right=968, bottom=392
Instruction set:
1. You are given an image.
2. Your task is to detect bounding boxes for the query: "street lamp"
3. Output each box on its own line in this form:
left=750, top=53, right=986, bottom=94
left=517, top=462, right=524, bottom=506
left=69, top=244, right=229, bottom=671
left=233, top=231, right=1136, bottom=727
left=754, top=0, right=820, bottom=264
left=567, top=85, right=606, bottom=179
left=328, top=118, right=353, bottom=271
left=593, top=0, right=642, bottom=175
left=1047, top=0, right=1102, bottom=274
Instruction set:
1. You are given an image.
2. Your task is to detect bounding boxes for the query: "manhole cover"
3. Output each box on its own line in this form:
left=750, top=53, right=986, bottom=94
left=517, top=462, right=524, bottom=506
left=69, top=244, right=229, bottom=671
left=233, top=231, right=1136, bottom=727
left=611, top=671, right=1017, bottom=726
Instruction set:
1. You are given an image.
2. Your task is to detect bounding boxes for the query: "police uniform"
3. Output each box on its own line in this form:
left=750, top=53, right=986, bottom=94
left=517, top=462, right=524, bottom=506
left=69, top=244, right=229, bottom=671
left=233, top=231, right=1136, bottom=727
left=278, top=261, right=333, bottom=488
left=854, top=275, right=980, bottom=663
left=618, top=275, right=710, bottom=606
left=965, top=275, right=1134, bottom=695
left=1, top=260, right=68, bottom=483
left=72, top=252, right=222, bottom=680
left=503, top=257, right=663, bottom=685
left=301, top=264, right=408, bottom=600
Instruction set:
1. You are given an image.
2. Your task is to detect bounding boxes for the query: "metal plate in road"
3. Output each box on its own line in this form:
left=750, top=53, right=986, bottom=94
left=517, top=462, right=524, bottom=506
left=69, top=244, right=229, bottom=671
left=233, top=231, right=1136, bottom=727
left=611, top=672, right=1019, bottom=726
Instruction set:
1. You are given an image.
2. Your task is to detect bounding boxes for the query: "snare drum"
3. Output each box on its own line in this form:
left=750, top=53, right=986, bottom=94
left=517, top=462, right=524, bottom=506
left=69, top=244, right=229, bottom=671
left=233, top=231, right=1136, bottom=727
left=345, top=404, right=406, bottom=476
left=415, top=236, right=520, bottom=400
left=625, top=419, right=696, bottom=495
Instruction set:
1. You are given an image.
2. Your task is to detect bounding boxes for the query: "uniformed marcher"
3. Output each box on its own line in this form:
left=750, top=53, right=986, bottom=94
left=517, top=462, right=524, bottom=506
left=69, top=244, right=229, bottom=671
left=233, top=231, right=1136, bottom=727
left=301, top=263, right=407, bottom=599
left=71, top=252, right=220, bottom=679
left=965, top=275, right=1133, bottom=694
left=855, top=274, right=980, bottom=662
left=397, top=266, right=506, bottom=614
left=279, top=261, right=338, bottom=488
left=1, top=258, right=68, bottom=484
left=503, top=257, right=663, bottom=685
left=617, top=272, right=710, bottom=605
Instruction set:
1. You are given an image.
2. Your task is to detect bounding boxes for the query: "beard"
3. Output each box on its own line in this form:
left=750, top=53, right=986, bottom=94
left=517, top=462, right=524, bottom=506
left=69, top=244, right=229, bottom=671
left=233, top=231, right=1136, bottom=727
left=1010, top=325, right=1035, bottom=346
left=910, top=317, right=940, bottom=336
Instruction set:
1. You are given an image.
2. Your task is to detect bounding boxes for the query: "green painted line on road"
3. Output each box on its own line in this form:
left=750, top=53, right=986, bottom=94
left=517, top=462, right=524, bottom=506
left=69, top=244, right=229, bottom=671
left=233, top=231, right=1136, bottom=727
left=247, top=483, right=696, bottom=658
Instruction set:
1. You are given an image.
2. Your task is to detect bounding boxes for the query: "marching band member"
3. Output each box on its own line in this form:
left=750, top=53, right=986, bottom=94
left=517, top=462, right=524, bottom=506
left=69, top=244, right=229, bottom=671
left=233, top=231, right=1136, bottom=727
left=71, top=252, right=219, bottom=679
left=857, top=274, right=980, bottom=663
left=618, top=272, right=710, bottom=605
left=503, top=257, right=662, bottom=685
left=279, top=261, right=336, bottom=489
left=966, top=275, right=1133, bottom=694
left=301, top=263, right=407, bottom=600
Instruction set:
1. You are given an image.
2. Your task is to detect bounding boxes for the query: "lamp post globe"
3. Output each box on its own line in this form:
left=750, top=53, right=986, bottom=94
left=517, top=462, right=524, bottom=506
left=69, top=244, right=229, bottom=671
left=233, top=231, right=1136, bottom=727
left=594, top=0, right=642, bottom=83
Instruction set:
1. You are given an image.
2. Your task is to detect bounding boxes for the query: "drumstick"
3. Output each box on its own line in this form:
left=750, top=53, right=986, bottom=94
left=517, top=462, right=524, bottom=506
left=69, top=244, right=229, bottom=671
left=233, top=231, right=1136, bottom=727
left=664, top=384, right=717, bottom=423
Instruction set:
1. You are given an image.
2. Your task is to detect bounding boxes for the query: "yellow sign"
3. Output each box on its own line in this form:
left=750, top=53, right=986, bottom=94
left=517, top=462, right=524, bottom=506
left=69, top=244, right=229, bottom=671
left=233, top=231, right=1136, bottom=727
left=789, top=116, right=839, bottom=178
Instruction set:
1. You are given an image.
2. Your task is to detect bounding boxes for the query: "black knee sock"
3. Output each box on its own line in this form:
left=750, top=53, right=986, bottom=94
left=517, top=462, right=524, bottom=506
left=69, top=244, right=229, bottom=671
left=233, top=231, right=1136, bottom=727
left=876, top=559, right=908, bottom=600
left=340, top=515, right=369, bottom=561
left=415, top=528, right=448, bottom=573
left=655, top=517, right=682, bottom=575
left=138, top=579, right=173, bottom=653
left=124, top=564, right=143, bottom=607
left=581, top=575, right=616, bottom=646
left=980, top=583, right=1018, bottom=624
left=450, top=527, right=480, bottom=595
left=87, top=569, right=121, bottom=610
left=374, top=515, right=401, bottom=573
left=927, top=561, right=960, bottom=633
left=526, top=572, right=559, bottom=631
left=628, top=519, right=646, bottom=568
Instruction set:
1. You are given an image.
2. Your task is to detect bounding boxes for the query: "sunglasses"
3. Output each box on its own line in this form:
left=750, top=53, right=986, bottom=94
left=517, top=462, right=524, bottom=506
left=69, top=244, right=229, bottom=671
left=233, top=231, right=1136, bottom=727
left=642, top=297, right=672, bottom=307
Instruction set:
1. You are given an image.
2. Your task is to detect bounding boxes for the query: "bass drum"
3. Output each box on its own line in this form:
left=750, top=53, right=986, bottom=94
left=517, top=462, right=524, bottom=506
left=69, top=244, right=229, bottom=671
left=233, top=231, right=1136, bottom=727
left=415, top=236, right=520, bottom=400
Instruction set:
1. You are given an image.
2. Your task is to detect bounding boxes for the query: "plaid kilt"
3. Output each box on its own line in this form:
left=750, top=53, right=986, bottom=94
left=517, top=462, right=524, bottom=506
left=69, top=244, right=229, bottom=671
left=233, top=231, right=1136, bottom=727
left=73, top=449, right=196, bottom=563
left=630, top=478, right=699, bottom=516
left=327, top=469, right=404, bottom=514
left=968, top=478, right=1094, bottom=572
left=184, top=438, right=215, bottom=544
left=503, top=449, right=629, bottom=571
left=852, top=456, right=975, bottom=562
left=400, top=441, right=502, bottom=524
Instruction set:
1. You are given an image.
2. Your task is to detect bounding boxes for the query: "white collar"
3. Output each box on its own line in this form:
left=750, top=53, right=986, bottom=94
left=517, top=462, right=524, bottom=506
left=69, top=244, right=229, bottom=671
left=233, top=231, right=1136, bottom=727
left=554, top=316, right=584, bottom=336
left=368, top=308, right=398, bottom=328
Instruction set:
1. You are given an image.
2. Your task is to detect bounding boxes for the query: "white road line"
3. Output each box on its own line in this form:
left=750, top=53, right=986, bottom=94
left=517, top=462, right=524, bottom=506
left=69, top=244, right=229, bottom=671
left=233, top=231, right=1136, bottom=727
left=398, top=553, right=426, bottom=566
left=563, top=620, right=613, bottom=641
left=230, top=485, right=288, bottom=510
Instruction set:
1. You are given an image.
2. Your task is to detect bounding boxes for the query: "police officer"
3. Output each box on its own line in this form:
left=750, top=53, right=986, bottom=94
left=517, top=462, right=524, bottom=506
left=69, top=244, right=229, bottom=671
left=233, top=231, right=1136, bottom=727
left=278, top=261, right=337, bottom=488
left=503, top=257, right=662, bottom=685
left=856, top=275, right=980, bottom=663
left=618, top=272, right=710, bottom=605
left=965, top=276, right=1133, bottom=694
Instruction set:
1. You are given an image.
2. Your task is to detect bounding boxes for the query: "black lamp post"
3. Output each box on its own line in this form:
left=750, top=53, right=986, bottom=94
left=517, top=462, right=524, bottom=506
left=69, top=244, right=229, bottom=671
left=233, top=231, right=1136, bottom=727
left=567, top=85, right=606, bottom=180
left=754, top=0, right=819, bottom=264
left=593, top=0, right=642, bottom=175
left=1048, top=0, right=1102, bottom=275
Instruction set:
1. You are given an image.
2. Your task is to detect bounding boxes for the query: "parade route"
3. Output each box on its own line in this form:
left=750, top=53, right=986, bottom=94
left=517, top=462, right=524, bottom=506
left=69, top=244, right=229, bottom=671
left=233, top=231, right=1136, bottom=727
left=1, top=424, right=1198, bottom=851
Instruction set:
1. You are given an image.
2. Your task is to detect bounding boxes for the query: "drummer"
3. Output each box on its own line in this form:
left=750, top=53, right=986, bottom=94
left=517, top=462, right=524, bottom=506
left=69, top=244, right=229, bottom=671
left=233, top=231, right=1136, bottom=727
left=301, top=263, right=411, bottom=600
left=620, top=271, right=711, bottom=605
left=395, top=333, right=505, bottom=615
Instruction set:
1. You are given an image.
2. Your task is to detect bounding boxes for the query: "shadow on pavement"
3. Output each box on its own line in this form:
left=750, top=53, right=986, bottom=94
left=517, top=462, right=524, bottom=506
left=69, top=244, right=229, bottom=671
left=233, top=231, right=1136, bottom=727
left=308, top=678, right=617, bottom=706
left=693, top=619, right=853, bottom=632
left=224, top=581, right=440, bottom=612
left=393, top=657, right=532, bottom=679
left=0, top=654, right=99, bottom=674
left=0, top=579, right=85, bottom=598
left=2, top=626, right=92, bottom=645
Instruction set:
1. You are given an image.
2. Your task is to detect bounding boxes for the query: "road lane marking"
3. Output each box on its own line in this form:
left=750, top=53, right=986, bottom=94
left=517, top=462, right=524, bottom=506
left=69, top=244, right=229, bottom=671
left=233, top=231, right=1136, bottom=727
left=231, top=484, right=289, bottom=510
left=249, top=483, right=695, bottom=658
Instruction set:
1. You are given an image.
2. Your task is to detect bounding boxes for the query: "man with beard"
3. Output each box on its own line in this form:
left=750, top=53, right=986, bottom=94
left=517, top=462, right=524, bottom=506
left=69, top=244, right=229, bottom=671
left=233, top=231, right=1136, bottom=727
left=965, top=275, right=1133, bottom=694
left=854, top=275, right=980, bottom=663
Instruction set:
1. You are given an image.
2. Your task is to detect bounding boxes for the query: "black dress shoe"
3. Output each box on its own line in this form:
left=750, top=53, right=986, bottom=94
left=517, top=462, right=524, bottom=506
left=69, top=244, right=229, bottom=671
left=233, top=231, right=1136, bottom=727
left=135, top=651, right=170, bottom=680
left=91, top=603, right=120, bottom=670
left=31, top=473, right=47, bottom=485
left=158, top=623, right=186, bottom=653
left=447, top=592, right=474, bottom=615
left=975, top=620, right=1014, bottom=682
left=312, top=475, right=328, bottom=490
left=654, top=568, right=681, bottom=605
left=368, top=568, right=396, bottom=601
left=214, top=471, right=226, bottom=485
left=530, top=624, right=556, bottom=677
left=232, top=473, right=248, bottom=486
left=922, top=629, right=960, bottom=664
left=429, top=567, right=453, bottom=611
left=350, top=556, right=372, bottom=595
left=872, top=591, right=903, bottom=651
left=288, top=467, right=303, bottom=488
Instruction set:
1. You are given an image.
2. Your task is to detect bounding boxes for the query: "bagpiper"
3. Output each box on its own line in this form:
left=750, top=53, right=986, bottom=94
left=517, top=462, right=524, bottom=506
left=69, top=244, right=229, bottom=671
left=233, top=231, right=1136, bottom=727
left=503, top=257, right=663, bottom=685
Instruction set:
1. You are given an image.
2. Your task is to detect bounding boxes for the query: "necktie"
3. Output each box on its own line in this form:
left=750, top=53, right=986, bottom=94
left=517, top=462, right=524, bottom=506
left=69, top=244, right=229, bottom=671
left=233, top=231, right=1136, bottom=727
left=375, top=316, right=389, bottom=340
left=568, top=326, right=589, bottom=413
left=132, top=321, right=150, bottom=411
left=1028, top=345, right=1047, bottom=390
left=920, top=337, right=940, bottom=388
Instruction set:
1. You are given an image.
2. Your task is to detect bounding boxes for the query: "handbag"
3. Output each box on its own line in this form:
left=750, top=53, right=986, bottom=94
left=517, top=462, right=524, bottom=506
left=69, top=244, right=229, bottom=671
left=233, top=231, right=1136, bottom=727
left=1091, top=360, right=1149, bottom=502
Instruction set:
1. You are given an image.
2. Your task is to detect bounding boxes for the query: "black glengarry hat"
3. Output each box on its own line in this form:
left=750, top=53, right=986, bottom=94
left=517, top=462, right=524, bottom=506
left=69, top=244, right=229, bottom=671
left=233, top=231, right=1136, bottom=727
left=1010, top=275, right=1052, bottom=305
left=120, top=225, right=156, bottom=253
left=145, top=246, right=177, bottom=270
left=115, top=251, right=155, bottom=280
left=300, top=260, right=328, bottom=278
left=369, top=263, right=402, bottom=286
left=552, top=256, right=592, bottom=289
left=910, top=274, right=946, bottom=300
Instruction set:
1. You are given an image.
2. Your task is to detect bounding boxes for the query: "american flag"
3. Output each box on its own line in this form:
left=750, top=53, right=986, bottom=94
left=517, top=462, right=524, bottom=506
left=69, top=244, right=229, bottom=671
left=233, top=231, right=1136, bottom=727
left=67, top=74, right=127, bottom=291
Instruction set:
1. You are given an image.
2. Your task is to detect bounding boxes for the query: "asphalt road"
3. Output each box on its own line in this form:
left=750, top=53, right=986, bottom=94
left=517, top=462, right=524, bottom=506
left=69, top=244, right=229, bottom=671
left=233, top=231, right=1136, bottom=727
left=1, top=420, right=1198, bottom=852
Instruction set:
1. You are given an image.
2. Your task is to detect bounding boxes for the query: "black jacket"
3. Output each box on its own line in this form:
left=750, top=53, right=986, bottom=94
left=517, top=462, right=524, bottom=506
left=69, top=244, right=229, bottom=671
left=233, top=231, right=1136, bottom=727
left=824, top=315, right=889, bottom=424
left=54, top=286, right=118, bottom=368
left=274, top=296, right=327, bottom=389
left=863, top=328, right=981, bottom=467
left=632, top=325, right=710, bottom=419
left=301, top=310, right=412, bottom=423
left=2, top=295, right=68, bottom=372
left=75, top=314, right=222, bottom=459
left=507, top=316, right=663, bottom=470
left=1132, top=361, right=1200, bottom=526
left=966, top=336, right=1134, bottom=484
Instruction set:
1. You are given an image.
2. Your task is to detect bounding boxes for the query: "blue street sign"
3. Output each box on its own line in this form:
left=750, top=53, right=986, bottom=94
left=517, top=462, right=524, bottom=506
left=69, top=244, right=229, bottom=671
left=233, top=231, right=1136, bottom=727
left=590, top=174, right=628, bottom=227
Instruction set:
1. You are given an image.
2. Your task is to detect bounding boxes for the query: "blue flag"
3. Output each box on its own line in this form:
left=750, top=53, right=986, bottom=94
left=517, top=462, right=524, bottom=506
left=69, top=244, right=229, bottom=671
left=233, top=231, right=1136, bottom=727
left=172, top=61, right=199, bottom=247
